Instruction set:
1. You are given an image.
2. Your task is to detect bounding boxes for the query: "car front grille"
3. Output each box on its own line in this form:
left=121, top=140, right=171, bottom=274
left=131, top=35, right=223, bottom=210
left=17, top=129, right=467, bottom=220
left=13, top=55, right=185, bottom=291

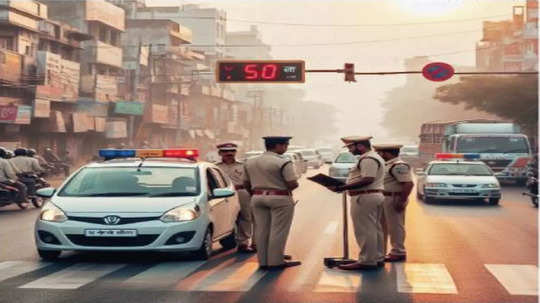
left=68, top=216, right=160, bottom=225
left=452, top=184, right=477, bottom=188
left=66, top=235, right=159, bottom=247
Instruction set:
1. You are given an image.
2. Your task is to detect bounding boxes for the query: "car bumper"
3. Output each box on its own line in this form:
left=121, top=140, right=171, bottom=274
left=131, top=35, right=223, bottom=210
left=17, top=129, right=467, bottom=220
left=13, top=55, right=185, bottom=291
left=424, top=188, right=501, bottom=199
left=35, top=217, right=209, bottom=252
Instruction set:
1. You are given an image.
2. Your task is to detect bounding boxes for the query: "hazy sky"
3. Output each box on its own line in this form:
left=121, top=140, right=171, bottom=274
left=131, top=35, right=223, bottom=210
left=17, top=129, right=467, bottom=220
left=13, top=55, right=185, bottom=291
left=146, top=0, right=523, bottom=142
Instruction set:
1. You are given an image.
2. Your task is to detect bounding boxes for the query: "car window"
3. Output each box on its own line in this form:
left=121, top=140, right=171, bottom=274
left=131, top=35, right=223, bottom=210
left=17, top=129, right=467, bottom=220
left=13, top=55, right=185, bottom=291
left=428, top=163, right=493, bottom=176
left=335, top=152, right=357, bottom=163
left=213, top=167, right=230, bottom=187
left=206, top=168, right=221, bottom=192
left=58, top=167, right=200, bottom=197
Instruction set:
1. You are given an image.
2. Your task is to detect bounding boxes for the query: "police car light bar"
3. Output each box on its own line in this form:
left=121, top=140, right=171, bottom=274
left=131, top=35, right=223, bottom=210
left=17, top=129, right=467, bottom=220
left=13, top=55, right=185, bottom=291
left=99, top=149, right=199, bottom=160
left=435, top=153, right=481, bottom=160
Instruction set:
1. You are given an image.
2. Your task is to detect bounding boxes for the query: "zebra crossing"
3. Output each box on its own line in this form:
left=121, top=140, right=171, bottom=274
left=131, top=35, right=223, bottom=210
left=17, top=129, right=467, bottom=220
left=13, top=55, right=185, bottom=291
left=0, top=260, right=536, bottom=296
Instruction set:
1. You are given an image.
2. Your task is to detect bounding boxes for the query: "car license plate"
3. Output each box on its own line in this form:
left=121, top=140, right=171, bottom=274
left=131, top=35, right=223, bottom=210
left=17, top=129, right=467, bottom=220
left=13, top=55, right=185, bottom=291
left=84, top=229, right=137, bottom=237
left=452, top=188, right=475, bottom=193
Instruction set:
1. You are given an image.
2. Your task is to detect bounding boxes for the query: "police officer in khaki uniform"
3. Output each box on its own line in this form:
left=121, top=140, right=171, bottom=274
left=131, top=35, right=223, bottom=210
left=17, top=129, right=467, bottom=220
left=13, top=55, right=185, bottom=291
left=10, top=148, right=42, bottom=175
left=374, top=144, right=414, bottom=262
left=328, top=136, right=385, bottom=270
left=243, top=136, right=301, bottom=269
left=215, top=142, right=256, bottom=253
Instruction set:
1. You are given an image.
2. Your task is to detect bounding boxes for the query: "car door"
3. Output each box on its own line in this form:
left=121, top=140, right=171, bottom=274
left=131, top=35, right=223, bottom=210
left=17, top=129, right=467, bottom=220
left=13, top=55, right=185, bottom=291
left=206, top=168, right=229, bottom=238
left=213, top=167, right=239, bottom=232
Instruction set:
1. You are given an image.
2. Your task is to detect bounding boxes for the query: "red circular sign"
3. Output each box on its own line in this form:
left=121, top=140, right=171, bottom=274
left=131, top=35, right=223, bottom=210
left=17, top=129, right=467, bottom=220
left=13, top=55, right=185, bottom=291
left=422, top=62, right=455, bottom=82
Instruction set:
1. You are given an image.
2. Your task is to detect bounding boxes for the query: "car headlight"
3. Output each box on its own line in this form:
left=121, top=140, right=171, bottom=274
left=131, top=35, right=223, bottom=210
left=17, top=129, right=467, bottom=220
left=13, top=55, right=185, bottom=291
left=39, top=202, right=67, bottom=222
left=161, top=204, right=200, bottom=223
left=482, top=183, right=499, bottom=188
left=426, top=183, right=447, bottom=188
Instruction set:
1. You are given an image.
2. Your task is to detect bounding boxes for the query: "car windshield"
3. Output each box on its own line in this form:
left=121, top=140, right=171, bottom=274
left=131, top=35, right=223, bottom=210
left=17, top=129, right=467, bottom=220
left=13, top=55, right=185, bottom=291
left=428, top=163, right=493, bottom=176
left=335, top=152, right=357, bottom=163
left=456, top=136, right=530, bottom=153
left=58, top=167, right=200, bottom=197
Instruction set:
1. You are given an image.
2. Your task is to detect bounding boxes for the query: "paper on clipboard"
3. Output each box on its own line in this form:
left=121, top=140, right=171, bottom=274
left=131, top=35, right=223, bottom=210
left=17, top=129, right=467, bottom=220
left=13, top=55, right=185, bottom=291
left=307, top=173, right=346, bottom=187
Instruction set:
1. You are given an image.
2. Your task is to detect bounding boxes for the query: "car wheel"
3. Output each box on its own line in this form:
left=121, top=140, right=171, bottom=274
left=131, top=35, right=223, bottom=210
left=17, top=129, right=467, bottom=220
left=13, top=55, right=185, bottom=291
left=219, top=230, right=237, bottom=250
left=194, top=228, right=213, bottom=260
left=38, top=249, right=61, bottom=261
left=488, top=198, right=500, bottom=205
left=31, top=196, right=44, bottom=208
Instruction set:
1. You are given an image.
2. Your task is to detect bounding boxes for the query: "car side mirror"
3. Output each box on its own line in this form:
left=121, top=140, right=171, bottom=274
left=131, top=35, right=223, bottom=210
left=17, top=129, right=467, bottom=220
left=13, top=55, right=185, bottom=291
left=211, top=188, right=235, bottom=199
left=36, top=187, right=56, bottom=198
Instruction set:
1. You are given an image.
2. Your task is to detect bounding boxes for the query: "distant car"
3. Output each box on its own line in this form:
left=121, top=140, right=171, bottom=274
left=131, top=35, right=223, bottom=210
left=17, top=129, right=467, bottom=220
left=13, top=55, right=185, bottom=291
left=317, top=147, right=335, bottom=164
left=298, top=149, right=323, bottom=169
left=329, top=151, right=358, bottom=182
left=34, top=149, right=240, bottom=261
left=291, top=151, right=308, bottom=174
left=400, top=145, right=419, bottom=159
left=284, top=152, right=303, bottom=176
left=416, top=159, right=501, bottom=205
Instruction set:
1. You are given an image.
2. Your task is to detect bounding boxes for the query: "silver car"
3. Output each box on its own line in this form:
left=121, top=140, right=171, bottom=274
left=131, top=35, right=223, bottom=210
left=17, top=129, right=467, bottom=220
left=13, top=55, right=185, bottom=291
left=416, top=160, right=502, bottom=205
left=298, top=149, right=323, bottom=169
left=328, top=151, right=358, bottom=182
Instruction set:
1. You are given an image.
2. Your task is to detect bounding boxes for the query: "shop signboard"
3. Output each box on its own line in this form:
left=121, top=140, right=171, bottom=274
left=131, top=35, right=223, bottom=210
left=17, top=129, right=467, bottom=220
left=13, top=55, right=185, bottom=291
left=114, top=101, right=144, bottom=115
left=33, top=99, right=50, bottom=118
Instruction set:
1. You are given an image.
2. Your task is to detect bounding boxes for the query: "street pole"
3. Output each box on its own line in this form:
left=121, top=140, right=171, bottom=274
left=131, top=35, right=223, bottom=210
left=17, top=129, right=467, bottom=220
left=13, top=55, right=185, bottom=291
left=129, top=41, right=142, bottom=147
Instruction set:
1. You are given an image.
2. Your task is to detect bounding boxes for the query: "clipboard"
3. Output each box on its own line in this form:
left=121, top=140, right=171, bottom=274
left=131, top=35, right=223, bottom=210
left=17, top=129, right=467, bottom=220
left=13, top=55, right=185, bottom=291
left=307, top=173, right=345, bottom=187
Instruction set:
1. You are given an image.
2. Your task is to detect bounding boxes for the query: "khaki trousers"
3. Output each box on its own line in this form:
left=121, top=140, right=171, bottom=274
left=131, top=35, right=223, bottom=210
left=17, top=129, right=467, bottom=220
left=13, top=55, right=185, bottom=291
left=382, top=196, right=407, bottom=256
left=252, top=194, right=295, bottom=266
left=351, top=193, right=385, bottom=265
left=236, top=189, right=253, bottom=246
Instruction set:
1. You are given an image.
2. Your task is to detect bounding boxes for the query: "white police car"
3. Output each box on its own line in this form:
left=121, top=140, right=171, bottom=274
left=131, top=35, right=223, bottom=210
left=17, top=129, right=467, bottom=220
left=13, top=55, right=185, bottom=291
left=35, top=149, right=240, bottom=261
left=416, top=153, right=502, bottom=205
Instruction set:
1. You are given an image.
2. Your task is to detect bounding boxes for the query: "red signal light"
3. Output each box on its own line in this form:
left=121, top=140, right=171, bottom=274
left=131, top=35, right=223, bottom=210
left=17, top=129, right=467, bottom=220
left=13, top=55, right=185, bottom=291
left=163, top=149, right=199, bottom=159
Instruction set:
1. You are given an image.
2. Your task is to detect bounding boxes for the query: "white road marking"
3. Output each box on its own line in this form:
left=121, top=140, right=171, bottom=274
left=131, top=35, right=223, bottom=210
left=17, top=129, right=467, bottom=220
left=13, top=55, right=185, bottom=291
left=485, top=264, right=538, bottom=296
left=288, top=221, right=339, bottom=291
left=314, top=268, right=362, bottom=292
left=123, top=261, right=205, bottom=289
left=0, top=261, right=50, bottom=282
left=190, top=262, right=265, bottom=292
left=19, top=263, right=125, bottom=289
left=396, top=263, right=458, bottom=294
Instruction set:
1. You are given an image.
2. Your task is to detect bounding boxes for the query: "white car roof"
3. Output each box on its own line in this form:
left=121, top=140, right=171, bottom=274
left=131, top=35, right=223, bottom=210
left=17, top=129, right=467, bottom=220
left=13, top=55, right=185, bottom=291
left=428, top=160, right=486, bottom=165
left=84, top=159, right=211, bottom=169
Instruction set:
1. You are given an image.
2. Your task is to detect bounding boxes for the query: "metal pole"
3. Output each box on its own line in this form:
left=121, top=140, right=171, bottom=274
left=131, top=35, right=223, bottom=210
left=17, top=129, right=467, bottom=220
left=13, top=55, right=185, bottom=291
left=342, top=191, right=349, bottom=259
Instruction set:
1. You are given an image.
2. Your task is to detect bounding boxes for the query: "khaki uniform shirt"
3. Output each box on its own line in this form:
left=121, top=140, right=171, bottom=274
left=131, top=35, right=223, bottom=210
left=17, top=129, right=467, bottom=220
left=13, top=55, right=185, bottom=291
left=216, top=161, right=245, bottom=186
left=346, top=150, right=385, bottom=192
left=9, top=156, right=42, bottom=173
left=383, top=157, right=413, bottom=192
left=244, top=151, right=298, bottom=190
left=0, top=158, right=16, bottom=182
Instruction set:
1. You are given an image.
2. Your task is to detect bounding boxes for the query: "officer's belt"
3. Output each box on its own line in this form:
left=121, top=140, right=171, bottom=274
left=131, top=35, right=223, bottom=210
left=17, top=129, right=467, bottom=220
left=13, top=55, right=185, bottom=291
left=252, top=189, right=290, bottom=196
left=383, top=191, right=402, bottom=196
left=348, top=189, right=383, bottom=197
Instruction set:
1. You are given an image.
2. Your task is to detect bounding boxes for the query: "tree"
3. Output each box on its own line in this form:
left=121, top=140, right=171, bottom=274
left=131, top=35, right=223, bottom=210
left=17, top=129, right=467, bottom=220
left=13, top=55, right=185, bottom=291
left=434, top=75, right=538, bottom=136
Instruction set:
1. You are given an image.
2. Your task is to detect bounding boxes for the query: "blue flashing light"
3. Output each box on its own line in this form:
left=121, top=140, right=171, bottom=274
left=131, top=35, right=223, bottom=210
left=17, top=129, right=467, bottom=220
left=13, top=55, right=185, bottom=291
left=99, top=149, right=136, bottom=159
left=462, top=153, right=481, bottom=160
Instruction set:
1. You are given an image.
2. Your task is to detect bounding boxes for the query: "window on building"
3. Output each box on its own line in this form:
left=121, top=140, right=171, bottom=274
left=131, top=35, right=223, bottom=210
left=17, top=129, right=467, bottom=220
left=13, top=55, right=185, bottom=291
left=110, top=31, right=118, bottom=46
left=99, top=25, right=106, bottom=42
left=0, top=37, right=14, bottom=51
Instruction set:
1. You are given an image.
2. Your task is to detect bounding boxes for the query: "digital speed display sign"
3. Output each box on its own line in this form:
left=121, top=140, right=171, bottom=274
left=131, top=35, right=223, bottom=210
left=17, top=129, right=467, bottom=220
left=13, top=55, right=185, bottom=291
left=216, top=60, right=305, bottom=83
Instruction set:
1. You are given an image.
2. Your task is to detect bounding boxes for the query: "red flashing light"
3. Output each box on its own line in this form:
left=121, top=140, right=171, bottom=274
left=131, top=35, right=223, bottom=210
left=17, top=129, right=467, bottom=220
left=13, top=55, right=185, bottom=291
left=163, top=149, right=199, bottom=159
left=435, top=153, right=458, bottom=159
left=511, top=157, right=531, bottom=168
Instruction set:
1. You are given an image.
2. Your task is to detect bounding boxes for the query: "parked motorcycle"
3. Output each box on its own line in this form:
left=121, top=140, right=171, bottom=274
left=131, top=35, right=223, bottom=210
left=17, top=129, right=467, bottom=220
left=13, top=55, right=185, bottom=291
left=18, top=173, right=49, bottom=208
left=523, top=175, right=538, bottom=208
left=0, top=183, right=30, bottom=210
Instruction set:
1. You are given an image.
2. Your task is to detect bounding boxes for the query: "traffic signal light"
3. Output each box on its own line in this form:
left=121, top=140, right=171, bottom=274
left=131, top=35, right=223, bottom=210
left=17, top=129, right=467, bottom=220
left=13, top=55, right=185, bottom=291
left=344, top=63, right=356, bottom=82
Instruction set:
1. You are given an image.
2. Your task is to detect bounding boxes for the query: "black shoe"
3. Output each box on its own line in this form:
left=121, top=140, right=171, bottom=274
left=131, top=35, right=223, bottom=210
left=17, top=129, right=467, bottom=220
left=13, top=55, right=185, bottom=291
left=259, top=265, right=268, bottom=270
left=284, top=254, right=292, bottom=260
left=338, top=262, right=380, bottom=270
left=237, top=245, right=256, bottom=254
left=267, top=261, right=302, bottom=270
